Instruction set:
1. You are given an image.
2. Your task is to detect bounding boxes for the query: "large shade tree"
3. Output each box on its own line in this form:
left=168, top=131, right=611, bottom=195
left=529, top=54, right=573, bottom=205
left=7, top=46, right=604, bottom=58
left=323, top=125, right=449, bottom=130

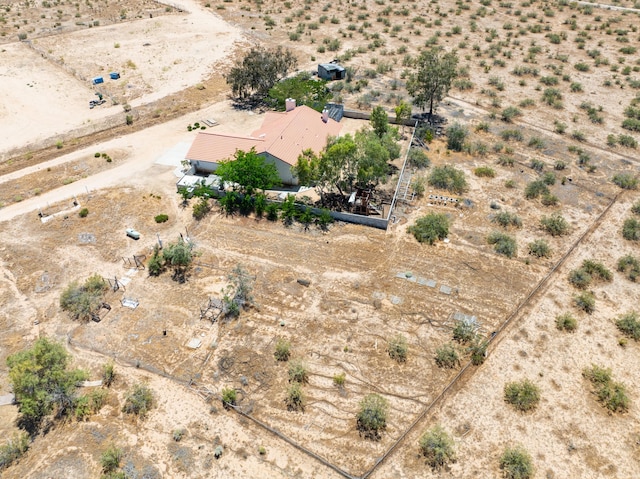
left=225, top=46, right=298, bottom=102
left=407, top=48, right=458, bottom=115
left=267, top=72, right=331, bottom=112
left=217, top=148, right=281, bottom=195
left=7, top=337, right=87, bottom=431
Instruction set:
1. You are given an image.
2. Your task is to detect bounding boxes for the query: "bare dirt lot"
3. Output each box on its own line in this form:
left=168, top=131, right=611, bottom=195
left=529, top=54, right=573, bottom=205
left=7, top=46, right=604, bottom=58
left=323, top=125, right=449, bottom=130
left=1, top=0, right=640, bottom=477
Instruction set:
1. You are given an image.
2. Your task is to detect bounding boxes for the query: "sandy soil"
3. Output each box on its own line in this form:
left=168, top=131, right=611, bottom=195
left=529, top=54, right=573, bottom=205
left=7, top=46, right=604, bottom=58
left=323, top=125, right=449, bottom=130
left=0, top=0, right=241, bottom=159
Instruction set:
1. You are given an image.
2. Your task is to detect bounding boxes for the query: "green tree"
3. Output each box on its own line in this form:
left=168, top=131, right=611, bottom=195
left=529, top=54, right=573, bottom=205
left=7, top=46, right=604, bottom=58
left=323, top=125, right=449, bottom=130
left=225, top=46, right=298, bottom=101
left=267, top=72, right=330, bottom=111
left=428, top=165, right=468, bottom=194
left=292, top=149, right=320, bottom=186
left=370, top=105, right=389, bottom=138
left=7, top=338, right=88, bottom=431
left=217, top=148, right=281, bottom=195
left=504, top=379, right=541, bottom=412
left=446, top=123, right=468, bottom=151
left=394, top=100, right=412, bottom=136
left=407, top=47, right=459, bottom=115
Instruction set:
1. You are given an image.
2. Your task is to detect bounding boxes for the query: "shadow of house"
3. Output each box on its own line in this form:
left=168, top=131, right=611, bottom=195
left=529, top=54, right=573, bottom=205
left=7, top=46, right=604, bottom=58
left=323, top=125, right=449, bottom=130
left=185, top=102, right=342, bottom=185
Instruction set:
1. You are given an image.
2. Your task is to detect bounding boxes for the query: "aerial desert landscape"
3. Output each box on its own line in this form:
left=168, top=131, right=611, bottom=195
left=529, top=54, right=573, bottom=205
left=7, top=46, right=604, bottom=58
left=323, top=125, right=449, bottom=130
left=0, top=0, right=639, bottom=478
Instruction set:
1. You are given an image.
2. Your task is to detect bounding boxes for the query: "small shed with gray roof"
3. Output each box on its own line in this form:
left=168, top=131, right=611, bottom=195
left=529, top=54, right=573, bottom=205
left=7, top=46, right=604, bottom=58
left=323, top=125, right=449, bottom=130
left=318, top=63, right=346, bottom=81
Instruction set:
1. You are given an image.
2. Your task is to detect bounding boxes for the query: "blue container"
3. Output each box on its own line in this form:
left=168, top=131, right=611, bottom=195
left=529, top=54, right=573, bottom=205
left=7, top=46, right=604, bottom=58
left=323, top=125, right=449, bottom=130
left=92, top=76, right=104, bottom=84
left=109, top=72, right=120, bottom=80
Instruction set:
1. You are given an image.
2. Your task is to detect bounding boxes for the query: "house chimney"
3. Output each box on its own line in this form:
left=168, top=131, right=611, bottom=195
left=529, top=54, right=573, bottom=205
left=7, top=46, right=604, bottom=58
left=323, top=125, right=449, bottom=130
left=322, top=108, right=329, bottom=123
left=285, top=98, right=296, bottom=112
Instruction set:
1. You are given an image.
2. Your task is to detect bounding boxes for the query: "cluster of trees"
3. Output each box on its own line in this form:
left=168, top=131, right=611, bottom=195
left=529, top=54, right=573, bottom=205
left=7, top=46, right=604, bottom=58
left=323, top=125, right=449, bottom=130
left=267, top=72, right=331, bottom=112
left=225, top=46, right=298, bottom=103
left=293, top=108, right=401, bottom=199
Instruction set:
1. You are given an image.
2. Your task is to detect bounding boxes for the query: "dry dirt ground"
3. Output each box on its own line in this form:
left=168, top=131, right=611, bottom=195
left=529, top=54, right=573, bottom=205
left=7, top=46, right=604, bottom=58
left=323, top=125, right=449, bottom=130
left=1, top=0, right=640, bottom=478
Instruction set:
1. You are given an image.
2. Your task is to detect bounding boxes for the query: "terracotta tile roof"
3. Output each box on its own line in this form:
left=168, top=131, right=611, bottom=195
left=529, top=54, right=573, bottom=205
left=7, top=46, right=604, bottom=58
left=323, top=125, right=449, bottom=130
left=185, top=106, right=342, bottom=166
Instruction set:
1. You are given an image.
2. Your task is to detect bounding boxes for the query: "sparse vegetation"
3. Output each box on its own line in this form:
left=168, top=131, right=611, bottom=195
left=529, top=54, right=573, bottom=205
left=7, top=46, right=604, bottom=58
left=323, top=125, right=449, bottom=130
left=0, top=433, right=29, bottom=471
left=387, top=334, right=408, bottom=362
left=622, top=218, right=640, bottom=241
left=428, top=165, right=468, bottom=194
left=493, top=211, right=522, bottom=229
left=445, top=123, right=468, bottom=152
left=540, top=213, right=570, bottom=236
left=435, top=343, right=459, bottom=369
left=612, top=173, right=638, bottom=190
left=574, top=291, right=596, bottom=314
left=487, top=231, right=517, bottom=258
left=221, top=387, right=237, bottom=408
left=528, top=239, right=551, bottom=258
left=500, top=445, right=534, bottom=479
left=504, top=379, right=541, bottom=412
left=154, top=214, right=169, bottom=223
left=617, top=254, right=640, bottom=282
left=419, top=425, right=456, bottom=470
left=616, top=311, right=640, bottom=340
left=474, top=166, right=496, bottom=178
left=556, top=312, right=577, bottom=332
left=274, top=338, right=291, bottom=362
left=60, top=273, right=108, bottom=322
left=409, top=212, right=450, bottom=245
left=356, top=393, right=389, bottom=440
left=285, top=382, right=305, bottom=412
left=583, top=364, right=630, bottom=413
left=288, top=360, right=309, bottom=384
left=122, top=383, right=154, bottom=418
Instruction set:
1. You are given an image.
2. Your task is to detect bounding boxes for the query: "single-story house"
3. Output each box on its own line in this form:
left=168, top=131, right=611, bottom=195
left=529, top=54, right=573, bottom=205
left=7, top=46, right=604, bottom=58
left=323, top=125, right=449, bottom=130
left=318, top=63, right=346, bottom=81
left=185, top=101, right=342, bottom=185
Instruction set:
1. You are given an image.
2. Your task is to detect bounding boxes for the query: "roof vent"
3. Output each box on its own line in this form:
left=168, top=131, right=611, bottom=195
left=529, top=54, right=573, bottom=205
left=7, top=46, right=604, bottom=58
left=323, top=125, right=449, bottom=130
left=322, top=108, right=329, bottom=123
left=285, top=98, right=296, bottom=112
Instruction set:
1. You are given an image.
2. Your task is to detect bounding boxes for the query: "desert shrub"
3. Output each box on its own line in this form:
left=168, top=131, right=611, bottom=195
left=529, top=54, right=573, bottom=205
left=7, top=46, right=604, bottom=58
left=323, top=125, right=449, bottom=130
left=497, top=156, right=514, bottom=167
left=540, top=213, right=570, bottom=236
left=0, top=433, right=29, bottom=471
left=333, top=372, right=346, bottom=387
left=408, top=213, right=450, bottom=245
left=555, top=312, right=577, bottom=332
left=504, top=379, right=540, bottom=412
left=192, top=197, right=211, bottom=220
left=583, top=364, right=630, bottom=413
left=435, top=343, right=459, bottom=369
left=408, top=148, right=430, bottom=168
left=500, top=446, right=534, bottom=479
left=79, top=208, right=89, bottom=218
left=574, top=291, right=596, bottom=314
left=487, top=231, right=517, bottom=258
left=60, top=274, right=108, bottom=322
left=632, top=201, right=640, bottom=216
left=147, top=247, right=164, bottom=277
left=446, top=123, right=468, bottom=151
left=616, top=311, right=640, bottom=340
left=274, top=338, right=291, bottom=361
left=612, top=173, right=638, bottom=190
left=493, top=211, right=522, bottom=228
left=505, top=179, right=517, bottom=189
left=582, top=259, right=612, bottom=282
left=468, top=337, right=489, bottom=365
left=428, top=166, right=468, bottom=194
left=501, top=129, right=524, bottom=141
left=524, top=180, right=549, bottom=199
left=568, top=268, right=592, bottom=289
left=453, top=319, right=477, bottom=344
left=528, top=239, right=551, bottom=258
left=285, top=382, right=305, bottom=411
left=419, top=425, right=456, bottom=470
left=101, top=445, right=123, bottom=474
left=122, top=384, right=153, bottom=418
left=356, top=394, right=389, bottom=439
left=102, top=361, right=115, bottom=387
left=622, top=218, right=640, bottom=241
left=617, top=134, right=637, bottom=149
left=617, top=254, right=640, bottom=282
left=154, top=214, right=169, bottom=223
left=554, top=160, right=566, bottom=170
left=501, top=106, right=522, bottom=122
left=221, top=387, right=237, bottom=408
left=530, top=159, right=545, bottom=172
left=540, top=193, right=559, bottom=206
left=288, top=360, right=309, bottom=384
left=387, top=334, right=408, bottom=362
left=266, top=203, right=279, bottom=221
left=541, top=172, right=556, bottom=186
left=172, top=428, right=186, bottom=442
left=474, top=166, right=496, bottom=178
